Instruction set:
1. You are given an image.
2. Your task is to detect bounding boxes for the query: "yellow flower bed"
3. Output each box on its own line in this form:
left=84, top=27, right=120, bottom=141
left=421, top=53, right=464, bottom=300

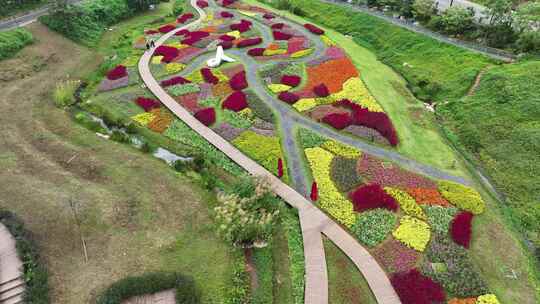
left=238, top=108, right=255, bottom=122
left=268, top=84, right=292, bottom=93
left=305, top=147, right=356, bottom=227
left=264, top=49, right=288, bottom=56
left=239, top=10, right=258, bottom=17
left=385, top=187, right=426, bottom=220
left=165, top=62, right=186, bottom=74
left=332, top=77, right=383, bottom=112
left=392, top=216, right=430, bottom=252
left=293, top=98, right=317, bottom=112
left=226, top=30, right=241, bottom=39
left=321, top=35, right=336, bottom=47
left=321, top=140, right=361, bottom=158
left=152, top=56, right=164, bottom=65
left=291, top=48, right=314, bottom=58
left=122, top=55, right=140, bottom=67
left=476, top=294, right=500, bottom=304
left=131, top=112, right=156, bottom=126
left=186, top=68, right=229, bottom=83
left=438, top=181, right=486, bottom=214
left=164, top=42, right=188, bottom=49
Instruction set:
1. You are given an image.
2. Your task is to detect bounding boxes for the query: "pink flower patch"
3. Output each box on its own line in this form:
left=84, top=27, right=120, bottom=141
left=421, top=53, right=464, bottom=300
left=197, top=0, right=209, bottom=8
left=175, top=29, right=190, bottom=36
left=287, top=37, right=308, bottom=54
left=222, top=91, right=248, bottom=112
left=219, top=34, right=236, bottom=41
left=263, top=13, right=275, bottom=19
left=177, top=13, right=195, bottom=24
left=271, top=23, right=285, bottom=30
left=154, top=46, right=179, bottom=63
left=220, top=11, right=234, bottom=18
left=178, top=93, right=200, bottom=113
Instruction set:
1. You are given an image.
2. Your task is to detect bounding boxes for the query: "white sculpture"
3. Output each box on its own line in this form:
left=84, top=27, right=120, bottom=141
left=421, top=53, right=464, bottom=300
left=207, top=45, right=235, bottom=68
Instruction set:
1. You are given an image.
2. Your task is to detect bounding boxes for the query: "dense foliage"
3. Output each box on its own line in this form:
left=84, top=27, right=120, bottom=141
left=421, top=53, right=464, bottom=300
left=0, top=28, right=33, bottom=60
left=0, top=0, right=44, bottom=18
left=352, top=208, right=397, bottom=247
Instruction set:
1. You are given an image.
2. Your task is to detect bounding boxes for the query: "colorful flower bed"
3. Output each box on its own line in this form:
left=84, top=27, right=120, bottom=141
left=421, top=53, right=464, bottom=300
left=438, top=181, right=486, bottom=214
left=222, top=91, right=248, bottom=112
left=392, top=216, right=430, bottom=252
left=106, top=65, right=128, bottom=80
left=194, top=107, right=216, bottom=126
left=391, top=269, right=446, bottom=304
left=350, top=184, right=398, bottom=212
left=352, top=209, right=397, bottom=247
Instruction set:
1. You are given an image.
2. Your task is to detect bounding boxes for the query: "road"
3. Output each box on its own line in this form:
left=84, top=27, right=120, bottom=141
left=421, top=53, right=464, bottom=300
left=0, top=0, right=82, bottom=31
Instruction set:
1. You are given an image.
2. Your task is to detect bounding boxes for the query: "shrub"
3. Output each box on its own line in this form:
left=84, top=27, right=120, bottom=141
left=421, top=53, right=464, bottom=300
left=278, top=92, right=300, bottom=104
left=304, top=23, right=325, bottom=35
left=263, top=13, right=275, bottom=19
left=194, top=107, right=216, bottom=126
left=310, top=181, right=318, bottom=201
left=271, top=23, right=285, bottom=30
left=201, top=68, right=219, bottom=84
left=273, top=31, right=292, bottom=40
left=95, top=272, right=199, bottom=304
left=450, top=212, right=473, bottom=248
left=281, top=75, right=301, bottom=87
left=330, top=156, right=362, bottom=192
left=423, top=205, right=458, bottom=235
left=423, top=234, right=488, bottom=297
left=0, top=211, right=50, bottom=304
left=229, top=71, right=248, bottom=91
left=135, top=97, right=160, bottom=112
left=222, top=91, right=248, bottom=112
left=350, top=184, right=398, bottom=212
left=385, top=187, right=426, bottom=220
left=0, top=28, right=33, bottom=60
left=220, top=34, right=236, bottom=41
left=237, top=37, right=263, bottom=48
left=161, top=76, right=191, bottom=87
left=392, top=216, right=431, bottom=252
left=322, top=112, right=352, bottom=130
left=248, top=48, right=266, bottom=56
left=305, top=147, right=356, bottom=227
left=437, top=181, right=485, bottom=214
left=352, top=209, right=397, bottom=247
left=53, top=80, right=80, bottom=107
left=391, top=269, right=446, bottom=304
left=313, top=83, right=330, bottom=97
left=106, top=65, right=127, bottom=80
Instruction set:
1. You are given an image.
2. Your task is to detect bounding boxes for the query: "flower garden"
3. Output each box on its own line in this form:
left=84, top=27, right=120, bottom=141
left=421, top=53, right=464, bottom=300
left=86, top=0, right=504, bottom=303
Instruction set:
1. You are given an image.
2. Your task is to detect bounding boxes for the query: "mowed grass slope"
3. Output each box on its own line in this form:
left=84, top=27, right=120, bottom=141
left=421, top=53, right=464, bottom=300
left=0, top=22, right=239, bottom=304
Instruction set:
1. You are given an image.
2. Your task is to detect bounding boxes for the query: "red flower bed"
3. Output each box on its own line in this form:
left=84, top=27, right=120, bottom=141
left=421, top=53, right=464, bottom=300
left=278, top=92, right=299, bottom=104
left=222, top=91, right=248, bottom=112
left=313, top=83, right=330, bottom=97
left=304, top=23, right=325, bottom=35
left=230, top=20, right=252, bottom=33
left=263, top=13, right=275, bottom=19
left=391, top=269, right=446, bottom=304
left=222, top=0, right=235, bottom=6
left=229, top=71, right=248, bottom=91
left=145, top=29, right=159, bottom=35
left=322, top=112, right=352, bottom=130
left=277, top=158, right=284, bottom=178
left=177, top=13, right=195, bottom=24
left=271, top=23, right=285, bottom=30
left=135, top=97, right=160, bottom=112
left=349, top=184, right=398, bottom=212
left=220, top=40, right=233, bottom=49
left=352, top=109, right=399, bottom=146
left=220, top=11, right=234, bottom=18
left=236, top=37, right=262, bottom=48
left=175, top=29, right=190, bottom=36
left=219, top=34, right=235, bottom=41
left=161, top=76, right=191, bottom=87
left=197, top=0, right=209, bottom=8
left=194, top=107, right=216, bottom=126
left=281, top=75, right=301, bottom=87
left=247, top=48, right=265, bottom=56
left=451, top=212, right=474, bottom=248
left=158, top=24, right=176, bottom=34
left=106, top=65, right=127, bottom=80
left=154, top=45, right=179, bottom=63
left=273, top=31, right=292, bottom=41
left=201, top=68, right=219, bottom=84
left=181, top=31, right=210, bottom=45
left=310, top=181, right=318, bottom=201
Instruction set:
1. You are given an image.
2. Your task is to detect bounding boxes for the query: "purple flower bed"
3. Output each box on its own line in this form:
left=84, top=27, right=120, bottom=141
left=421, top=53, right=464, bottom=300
left=161, top=76, right=191, bottom=87
left=278, top=92, right=299, bottom=104
left=222, top=91, right=248, bottom=112
left=304, top=23, right=325, bottom=35
left=237, top=37, right=263, bottom=48
left=201, top=68, right=219, bottom=84
left=212, top=122, right=244, bottom=141
left=198, top=82, right=213, bottom=100
left=281, top=75, right=301, bottom=87
left=98, top=75, right=129, bottom=92
left=229, top=71, right=248, bottom=91
left=247, top=48, right=265, bottom=56
left=373, top=239, right=421, bottom=273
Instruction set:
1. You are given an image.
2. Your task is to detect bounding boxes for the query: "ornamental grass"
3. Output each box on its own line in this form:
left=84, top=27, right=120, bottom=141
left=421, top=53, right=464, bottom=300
left=229, top=71, right=248, bottom=91
left=106, top=65, right=127, bottom=80
left=222, top=91, right=248, bottom=112
left=390, top=269, right=446, bottom=304
left=450, top=211, right=474, bottom=248
left=392, top=216, right=431, bottom=252
left=194, top=107, right=216, bottom=126
left=349, top=184, right=398, bottom=212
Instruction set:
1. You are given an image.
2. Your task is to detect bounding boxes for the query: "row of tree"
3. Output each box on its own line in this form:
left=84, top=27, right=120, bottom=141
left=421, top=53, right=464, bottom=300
left=0, top=0, right=45, bottom=17
left=352, top=0, right=539, bottom=53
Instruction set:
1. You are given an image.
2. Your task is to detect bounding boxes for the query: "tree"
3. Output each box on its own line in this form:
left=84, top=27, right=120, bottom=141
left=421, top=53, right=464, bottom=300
left=126, top=0, right=159, bottom=12
left=439, top=6, right=475, bottom=35
left=515, top=2, right=540, bottom=53
left=412, top=0, right=436, bottom=22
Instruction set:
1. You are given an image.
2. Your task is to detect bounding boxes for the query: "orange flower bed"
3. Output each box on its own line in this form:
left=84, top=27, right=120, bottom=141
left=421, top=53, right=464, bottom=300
left=148, top=109, right=173, bottom=133
left=305, top=57, right=358, bottom=93
left=407, top=188, right=450, bottom=207
left=212, top=81, right=234, bottom=99
left=448, top=298, right=477, bottom=304
left=267, top=43, right=280, bottom=50
left=200, top=26, right=218, bottom=33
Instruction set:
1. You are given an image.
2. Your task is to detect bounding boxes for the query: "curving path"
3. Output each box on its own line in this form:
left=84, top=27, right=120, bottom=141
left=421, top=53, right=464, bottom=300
left=139, top=1, right=403, bottom=303
left=0, top=223, right=25, bottom=304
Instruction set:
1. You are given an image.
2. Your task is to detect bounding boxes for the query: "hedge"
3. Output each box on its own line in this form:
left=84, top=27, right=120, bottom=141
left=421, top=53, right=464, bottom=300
left=95, top=272, right=200, bottom=304
left=0, top=28, right=33, bottom=60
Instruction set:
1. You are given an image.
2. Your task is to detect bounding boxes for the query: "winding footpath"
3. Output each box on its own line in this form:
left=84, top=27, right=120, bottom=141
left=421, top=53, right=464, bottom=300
left=0, top=224, right=24, bottom=304
left=139, top=1, right=403, bottom=303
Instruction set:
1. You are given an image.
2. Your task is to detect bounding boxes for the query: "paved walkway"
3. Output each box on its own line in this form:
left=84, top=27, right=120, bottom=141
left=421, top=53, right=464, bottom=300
left=139, top=1, right=401, bottom=303
left=122, top=289, right=175, bottom=304
left=0, top=223, right=25, bottom=304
